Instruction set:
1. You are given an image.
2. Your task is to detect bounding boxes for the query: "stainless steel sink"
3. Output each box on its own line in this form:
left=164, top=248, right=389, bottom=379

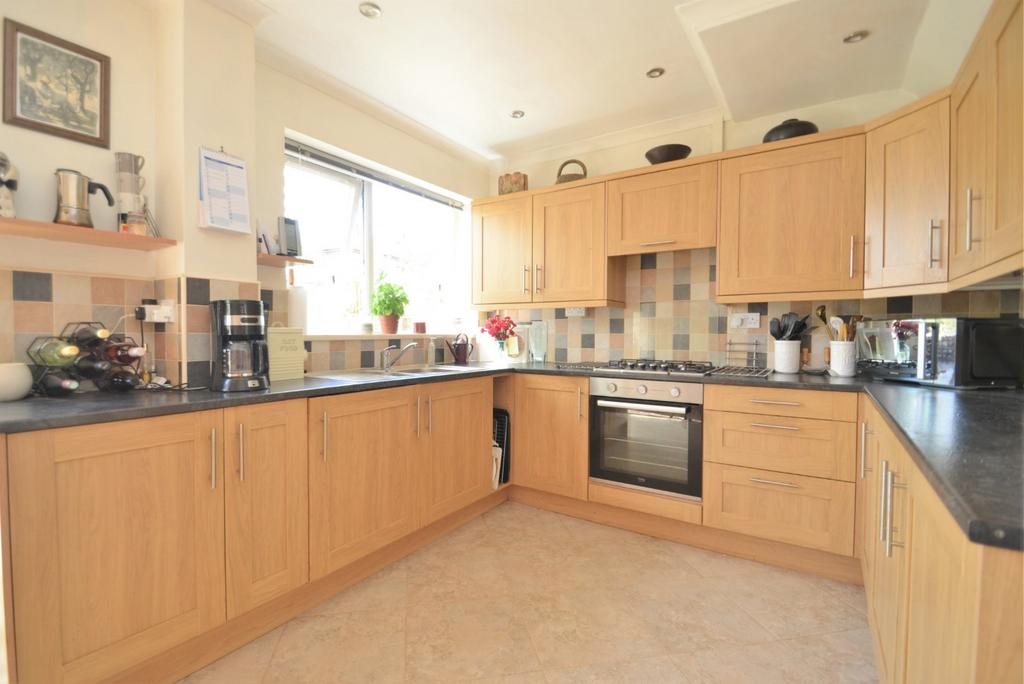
left=307, top=369, right=404, bottom=381
left=390, top=366, right=465, bottom=375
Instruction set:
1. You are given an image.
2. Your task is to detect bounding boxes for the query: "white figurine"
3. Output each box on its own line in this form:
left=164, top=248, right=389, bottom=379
left=0, top=153, right=17, bottom=219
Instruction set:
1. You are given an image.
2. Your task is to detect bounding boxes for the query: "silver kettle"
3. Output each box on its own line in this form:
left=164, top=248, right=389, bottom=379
left=54, top=169, right=114, bottom=228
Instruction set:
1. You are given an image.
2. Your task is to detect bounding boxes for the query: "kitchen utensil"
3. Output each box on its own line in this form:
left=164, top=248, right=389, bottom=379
left=555, top=159, right=587, bottom=184
left=54, top=169, right=114, bottom=227
left=830, top=316, right=845, bottom=341
left=0, top=363, right=33, bottom=401
left=445, top=333, right=474, bottom=365
left=644, top=144, right=691, bottom=165
left=769, top=318, right=782, bottom=340
left=114, top=152, right=145, bottom=174
left=839, top=323, right=849, bottom=341
left=815, top=305, right=832, bottom=340
left=763, top=118, right=819, bottom=143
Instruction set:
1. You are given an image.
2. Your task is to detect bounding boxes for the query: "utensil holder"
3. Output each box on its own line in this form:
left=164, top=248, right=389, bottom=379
left=773, top=340, right=801, bottom=374
left=829, top=341, right=856, bottom=377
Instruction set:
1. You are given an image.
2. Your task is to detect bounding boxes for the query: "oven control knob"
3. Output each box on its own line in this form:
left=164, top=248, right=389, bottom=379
left=606, top=382, right=617, bottom=393
left=670, top=387, right=681, bottom=398
left=636, top=384, right=648, bottom=395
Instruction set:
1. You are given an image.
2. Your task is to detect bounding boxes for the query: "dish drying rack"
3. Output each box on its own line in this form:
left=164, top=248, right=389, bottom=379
left=708, top=339, right=772, bottom=378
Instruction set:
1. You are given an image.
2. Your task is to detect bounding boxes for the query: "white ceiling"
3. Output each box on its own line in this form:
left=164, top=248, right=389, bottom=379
left=212, top=0, right=990, bottom=161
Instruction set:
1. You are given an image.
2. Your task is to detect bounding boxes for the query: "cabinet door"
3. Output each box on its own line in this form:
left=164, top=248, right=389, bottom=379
left=513, top=374, right=589, bottom=500
left=533, top=184, right=607, bottom=303
left=718, top=136, right=865, bottom=296
left=309, top=387, right=418, bottom=579
left=864, top=100, right=950, bottom=288
left=606, top=163, right=717, bottom=255
left=988, top=0, right=1023, bottom=264
left=472, top=196, right=533, bottom=305
left=702, top=463, right=855, bottom=556
left=8, top=412, right=225, bottom=683
left=856, top=398, right=882, bottom=582
left=224, top=399, right=308, bottom=618
left=950, top=45, right=992, bottom=279
left=419, top=377, right=494, bottom=525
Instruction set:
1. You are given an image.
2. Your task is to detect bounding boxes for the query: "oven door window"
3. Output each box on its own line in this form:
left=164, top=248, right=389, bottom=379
left=591, top=400, right=700, bottom=496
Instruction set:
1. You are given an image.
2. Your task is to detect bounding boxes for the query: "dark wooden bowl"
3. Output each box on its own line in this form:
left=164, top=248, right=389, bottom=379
left=645, top=144, right=692, bottom=165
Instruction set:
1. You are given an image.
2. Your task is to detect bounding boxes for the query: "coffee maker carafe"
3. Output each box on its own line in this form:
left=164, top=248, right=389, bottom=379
left=210, top=300, right=270, bottom=391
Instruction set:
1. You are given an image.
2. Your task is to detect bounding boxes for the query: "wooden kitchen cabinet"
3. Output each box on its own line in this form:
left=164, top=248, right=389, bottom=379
left=7, top=411, right=226, bottom=683
left=513, top=374, right=589, bottom=500
left=716, top=135, right=866, bottom=300
left=309, top=387, right=419, bottom=579
left=417, top=377, right=494, bottom=525
left=532, top=183, right=615, bottom=304
left=864, top=98, right=950, bottom=289
left=950, top=0, right=1023, bottom=280
left=606, top=162, right=718, bottom=255
left=223, top=399, right=308, bottom=619
left=472, top=195, right=533, bottom=305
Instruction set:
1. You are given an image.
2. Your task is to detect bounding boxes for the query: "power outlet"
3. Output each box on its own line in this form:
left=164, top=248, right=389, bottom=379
left=565, top=307, right=587, bottom=317
left=730, top=313, right=761, bottom=329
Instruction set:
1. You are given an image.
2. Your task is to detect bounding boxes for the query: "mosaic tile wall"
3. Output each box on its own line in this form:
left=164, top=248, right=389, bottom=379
left=498, top=248, right=1022, bottom=368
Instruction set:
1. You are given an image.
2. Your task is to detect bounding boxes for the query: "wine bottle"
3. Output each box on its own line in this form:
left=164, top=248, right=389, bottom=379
left=38, top=372, right=80, bottom=397
left=102, top=343, right=146, bottom=365
left=68, top=325, right=111, bottom=348
left=73, top=354, right=112, bottom=379
left=37, top=340, right=80, bottom=367
left=96, top=369, right=141, bottom=393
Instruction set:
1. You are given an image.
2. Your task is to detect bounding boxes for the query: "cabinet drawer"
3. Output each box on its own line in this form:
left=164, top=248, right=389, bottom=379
left=705, top=385, right=857, bottom=422
left=702, top=463, right=855, bottom=556
left=589, top=480, right=702, bottom=524
left=704, top=410, right=856, bottom=481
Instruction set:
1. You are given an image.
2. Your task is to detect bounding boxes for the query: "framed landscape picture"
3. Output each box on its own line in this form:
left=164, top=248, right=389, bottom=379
left=3, top=19, right=110, bottom=148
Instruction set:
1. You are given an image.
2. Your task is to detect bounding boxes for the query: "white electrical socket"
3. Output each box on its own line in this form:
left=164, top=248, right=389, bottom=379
left=729, top=313, right=761, bottom=329
left=138, top=299, right=177, bottom=323
left=565, top=307, right=587, bottom=317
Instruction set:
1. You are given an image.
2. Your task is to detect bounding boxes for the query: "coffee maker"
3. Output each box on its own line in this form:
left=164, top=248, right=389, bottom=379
left=210, top=300, right=270, bottom=391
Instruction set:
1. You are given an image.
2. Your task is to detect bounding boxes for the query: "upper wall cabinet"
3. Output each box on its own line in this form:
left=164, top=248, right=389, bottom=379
left=950, top=0, right=1023, bottom=281
left=864, top=98, right=950, bottom=290
left=717, top=136, right=866, bottom=300
left=606, top=162, right=718, bottom=256
left=472, top=186, right=624, bottom=308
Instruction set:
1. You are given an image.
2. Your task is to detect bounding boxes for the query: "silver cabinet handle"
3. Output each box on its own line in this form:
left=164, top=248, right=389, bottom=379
left=522, top=265, right=529, bottom=293
left=321, top=410, right=328, bottom=462
left=596, top=399, right=689, bottom=416
left=749, top=477, right=800, bottom=489
left=577, top=387, right=582, bottom=422
left=238, top=423, right=245, bottom=482
left=859, top=423, right=873, bottom=480
left=750, top=399, right=801, bottom=407
left=928, top=219, right=942, bottom=267
left=878, top=459, right=889, bottom=542
left=640, top=239, right=676, bottom=247
left=210, top=428, right=217, bottom=490
left=848, top=235, right=855, bottom=278
left=428, top=396, right=433, bottom=434
left=884, top=468, right=908, bottom=558
left=535, top=264, right=543, bottom=292
left=749, top=422, right=800, bottom=431
left=416, top=395, right=421, bottom=436
left=965, top=187, right=979, bottom=251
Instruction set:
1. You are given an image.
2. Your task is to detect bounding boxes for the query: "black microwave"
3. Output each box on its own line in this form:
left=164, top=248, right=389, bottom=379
left=856, top=318, right=1023, bottom=388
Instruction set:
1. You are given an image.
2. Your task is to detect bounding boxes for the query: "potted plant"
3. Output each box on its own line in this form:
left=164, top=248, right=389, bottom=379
left=370, top=278, right=409, bottom=335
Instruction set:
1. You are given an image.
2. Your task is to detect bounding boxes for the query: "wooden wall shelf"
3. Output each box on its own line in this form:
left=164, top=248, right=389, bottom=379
left=0, top=217, right=176, bottom=251
left=257, top=253, right=314, bottom=267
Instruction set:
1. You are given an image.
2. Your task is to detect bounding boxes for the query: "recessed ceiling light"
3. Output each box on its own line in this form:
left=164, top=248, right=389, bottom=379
left=646, top=67, right=666, bottom=79
left=510, top=110, right=525, bottom=119
left=843, top=30, right=870, bottom=44
left=359, top=2, right=382, bottom=19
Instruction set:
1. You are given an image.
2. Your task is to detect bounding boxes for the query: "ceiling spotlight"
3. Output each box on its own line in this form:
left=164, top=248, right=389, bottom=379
left=843, top=30, right=870, bottom=44
left=510, top=110, right=525, bottom=119
left=646, top=67, right=666, bottom=79
left=359, top=2, right=382, bottom=19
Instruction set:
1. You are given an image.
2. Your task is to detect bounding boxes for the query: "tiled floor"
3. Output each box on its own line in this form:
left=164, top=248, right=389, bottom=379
left=182, top=502, right=878, bottom=683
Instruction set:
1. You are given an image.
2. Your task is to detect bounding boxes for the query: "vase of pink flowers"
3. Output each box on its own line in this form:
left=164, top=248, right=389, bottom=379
left=481, top=315, right=517, bottom=356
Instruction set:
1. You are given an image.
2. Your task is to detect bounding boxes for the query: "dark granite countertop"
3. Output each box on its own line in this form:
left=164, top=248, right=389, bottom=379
left=0, top=362, right=1019, bottom=550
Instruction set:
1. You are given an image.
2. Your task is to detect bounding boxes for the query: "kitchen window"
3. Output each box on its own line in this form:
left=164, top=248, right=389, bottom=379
left=283, top=140, right=471, bottom=335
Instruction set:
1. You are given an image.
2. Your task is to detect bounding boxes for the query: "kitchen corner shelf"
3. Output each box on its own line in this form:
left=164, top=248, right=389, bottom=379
left=257, top=253, right=314, bottom=267
left=0, top=216, right=176, bottom=251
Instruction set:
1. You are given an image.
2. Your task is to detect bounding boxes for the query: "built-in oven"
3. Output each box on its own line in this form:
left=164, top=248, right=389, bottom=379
left=588, top=377, right=703, bottom=499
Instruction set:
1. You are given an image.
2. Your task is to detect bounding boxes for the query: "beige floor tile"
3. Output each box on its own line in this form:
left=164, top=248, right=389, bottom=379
left=464, top=672, right=548, bottom=684
left=263, top=610, right=405, bottom=684
left=544, top=655, right=689, bottom=683
left=403, top=533, right=511, bottom=606
left=405, top=596, right=541, bottom=682
left=303, top=563, right=408, bottom=617
left=180, top=626, right=284, bottom=683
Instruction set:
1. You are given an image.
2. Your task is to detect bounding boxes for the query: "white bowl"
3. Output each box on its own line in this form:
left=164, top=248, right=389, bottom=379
left=0, top=363, right=33, bottom=401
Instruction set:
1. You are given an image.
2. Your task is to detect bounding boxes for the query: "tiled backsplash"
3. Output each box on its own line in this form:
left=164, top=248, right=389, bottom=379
left=304, top=336, right=461, bottom=373
left=498, top=249, right=1021, bottom=368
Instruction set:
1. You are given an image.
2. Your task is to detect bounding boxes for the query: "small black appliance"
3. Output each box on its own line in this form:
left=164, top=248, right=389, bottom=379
left=210, top=299, right=270, bottom=392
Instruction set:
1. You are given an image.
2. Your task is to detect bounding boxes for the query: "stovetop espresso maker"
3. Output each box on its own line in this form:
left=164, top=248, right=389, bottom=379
left=54, top=168, right=114, bottom=228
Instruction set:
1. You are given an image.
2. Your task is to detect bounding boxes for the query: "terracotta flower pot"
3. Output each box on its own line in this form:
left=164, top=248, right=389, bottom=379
left=378, top=315, right=399, bottom=335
